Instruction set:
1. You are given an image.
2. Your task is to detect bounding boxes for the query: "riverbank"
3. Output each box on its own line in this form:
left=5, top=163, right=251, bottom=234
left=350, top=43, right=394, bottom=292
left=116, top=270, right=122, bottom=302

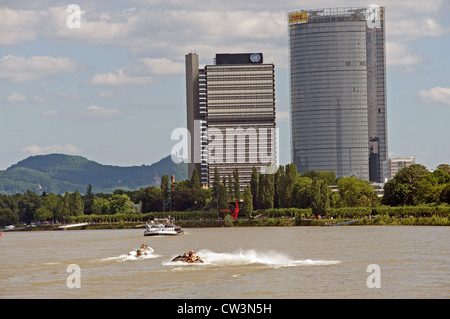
left=3, top=214, right=448, bottom=232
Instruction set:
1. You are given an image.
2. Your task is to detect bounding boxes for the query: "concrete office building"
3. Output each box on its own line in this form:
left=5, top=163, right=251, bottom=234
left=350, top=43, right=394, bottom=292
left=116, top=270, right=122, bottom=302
left=288, top=7, right=388, bottom=182
left=185, top=52, right=277, bottom=188
left=389, top=157, right=415, bottom=179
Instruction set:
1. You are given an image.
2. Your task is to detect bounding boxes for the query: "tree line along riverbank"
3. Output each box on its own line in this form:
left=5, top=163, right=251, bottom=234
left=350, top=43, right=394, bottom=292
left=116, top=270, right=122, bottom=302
left=7, top=205, right=449, bottom=231
left=2, top=163, right=450, bottom=229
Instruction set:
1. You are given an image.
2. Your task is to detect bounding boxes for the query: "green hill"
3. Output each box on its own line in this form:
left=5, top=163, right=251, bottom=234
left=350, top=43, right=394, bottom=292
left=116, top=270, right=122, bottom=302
left=0, top=154, right=187, bottom=194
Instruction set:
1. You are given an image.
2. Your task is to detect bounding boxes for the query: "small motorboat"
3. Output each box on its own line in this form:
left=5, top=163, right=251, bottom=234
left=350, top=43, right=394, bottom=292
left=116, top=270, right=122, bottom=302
left=171, top=251, right=204, bottom=263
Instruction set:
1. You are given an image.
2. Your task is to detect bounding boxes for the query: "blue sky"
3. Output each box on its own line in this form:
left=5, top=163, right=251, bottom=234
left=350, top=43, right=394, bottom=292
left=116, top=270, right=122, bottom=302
left=0, top=0, right=449, bottom=172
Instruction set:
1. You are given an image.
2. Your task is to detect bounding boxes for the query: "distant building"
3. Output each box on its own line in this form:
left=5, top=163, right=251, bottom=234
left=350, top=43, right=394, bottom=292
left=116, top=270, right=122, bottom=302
left=185, top=52, right=277, bottom=188
left=389, top=157, right=415, bottom=179
left=288, top=6, right=388, bottom=182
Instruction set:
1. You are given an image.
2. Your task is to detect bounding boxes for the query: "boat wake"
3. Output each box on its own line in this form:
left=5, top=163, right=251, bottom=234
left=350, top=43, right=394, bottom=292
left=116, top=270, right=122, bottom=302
left=166, top=249, right=340, bottom=268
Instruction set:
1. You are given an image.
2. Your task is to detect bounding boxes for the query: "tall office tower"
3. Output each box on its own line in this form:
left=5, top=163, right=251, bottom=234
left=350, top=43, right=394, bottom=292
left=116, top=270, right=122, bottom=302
left=288, top=7, right=388, bottom=182
left=185, top=52, right=277, bottom=188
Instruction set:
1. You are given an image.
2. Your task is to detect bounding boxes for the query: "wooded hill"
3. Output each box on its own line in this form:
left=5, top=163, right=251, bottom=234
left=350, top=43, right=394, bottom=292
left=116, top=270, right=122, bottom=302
left=0, top=154, right=187, bottom=194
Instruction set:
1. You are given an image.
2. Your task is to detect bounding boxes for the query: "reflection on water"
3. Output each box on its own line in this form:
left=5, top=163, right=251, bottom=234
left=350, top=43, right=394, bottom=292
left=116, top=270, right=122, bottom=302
left=0, top=226, right=448, bottom=298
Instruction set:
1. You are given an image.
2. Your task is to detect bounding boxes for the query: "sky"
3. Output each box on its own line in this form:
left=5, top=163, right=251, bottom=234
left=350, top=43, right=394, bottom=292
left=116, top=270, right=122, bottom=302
left=0, top=0, right=449, bottom=172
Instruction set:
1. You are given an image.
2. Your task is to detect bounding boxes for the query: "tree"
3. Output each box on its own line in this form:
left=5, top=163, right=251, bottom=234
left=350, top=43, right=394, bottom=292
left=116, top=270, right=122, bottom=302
left=440, top=184, right=450, bottom=204
left=242, top=185, right=253, bottom=218
left=190, top=168, right=201, bottom=189
left=432, top=169, right=450, bottom=184
left=338, top=177, right=378, bottom=207
left=274, top=165, right=284, bottom=208
left=61, top=192, right=72, bottom=222
left=437, top=164, right=450, bottom=174
left=141, top=186, right=163, bottom=213
left=310, top=178, right=328, bottom=216
left=170, top=179, right=207, bottom=211
left=382, top=164, right=430, bottom=206
left=383, top=181, right=410, bottom=206
left=34, top=206, right=53, bottom=221
left=303, top=170, right=336, bottom=185
left=92, top=197, right=110, bottom=215
left=281, top=163, right=297, bottom=207
left=218, top=184, right=228, bottom=213
left=161, top=174, right=170, bottom=210
left=258, top=174, right=264, bottom=205
left=227, top=174, right=233, bottom=200
left=291, top=176, right=312, bottom=209
left=35, top=193, right=60, bottom=222
left=212, top=167, right=220, bottom=208
left=18, top=190, right=42, bottom=224
left=417, top=175, right=439, bottom=204
left=233, top=168, right=240, bottom=202
left=84, top=184, right=95, bottom=215
left=0, top=208, right=18, bottom=227
left=320, top=179, right=330, bottom=212
left=261, top=174, right=274, bottom=209
left=250, top=166, right=259, bottom=208
left=71, top=190, right=84, bottom=216
left=109, top=194, right=134, bottom=214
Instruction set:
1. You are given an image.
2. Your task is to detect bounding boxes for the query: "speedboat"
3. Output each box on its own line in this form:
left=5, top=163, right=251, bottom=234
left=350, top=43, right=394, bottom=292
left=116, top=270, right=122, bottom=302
left=144, top=217, right=184, bottom=236
left=171, top=252, right=204, bottom=263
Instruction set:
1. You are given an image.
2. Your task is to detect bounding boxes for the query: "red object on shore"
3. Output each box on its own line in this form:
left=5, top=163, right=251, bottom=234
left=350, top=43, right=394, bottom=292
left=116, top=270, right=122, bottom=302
left=220, top=201, right=239, bottom=220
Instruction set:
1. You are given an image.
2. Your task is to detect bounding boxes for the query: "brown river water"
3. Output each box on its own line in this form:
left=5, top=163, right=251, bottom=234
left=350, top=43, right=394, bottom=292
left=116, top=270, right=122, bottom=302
left=0, top=226, right=448, bottom=299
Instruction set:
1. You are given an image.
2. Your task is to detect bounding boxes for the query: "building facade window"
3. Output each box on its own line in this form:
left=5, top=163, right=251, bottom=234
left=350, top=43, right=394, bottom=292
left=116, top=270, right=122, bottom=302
left=289, top=7, right=388, bottom=182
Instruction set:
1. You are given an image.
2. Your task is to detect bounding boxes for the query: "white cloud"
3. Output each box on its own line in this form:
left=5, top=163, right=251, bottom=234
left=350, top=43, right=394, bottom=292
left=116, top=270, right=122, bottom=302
left=23, top=144, right=84, bottom=156
left=386, top=42, right=424, bottom=67
left=98, top=90, right=122, bottom=99
left=0, top=55, right=76, bottom=82
left=47, top=6, right=139, bottom=45
left=82, top=105, right=123, bottom=119
left=418, top=87, right=450, bottom=105
left=0, top=7, right=43, bottom=45
left=5, top=92, right=48, bottom=103
left=387, top=18, right=450, bottom=41
left=42, top=105, right=123, bottom=120
left=5, top=1, right=446, bottom=76
left=87, top=57, right=184, bottom=86
left=139, top=58, right=184, bottom=75
left=41, top=110, right=60, bottom=117
left=276, top=110, right=290, bottom=122
left=88, top=68, right=153, bottom=86
left=5, top=92, right=29, bottom=103
left=54, top=91, right=80, bottom=100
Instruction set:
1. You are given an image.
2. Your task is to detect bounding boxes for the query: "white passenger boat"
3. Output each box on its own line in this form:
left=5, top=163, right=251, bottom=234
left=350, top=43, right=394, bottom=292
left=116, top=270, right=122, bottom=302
left=144, top=217, right=184, bottom=236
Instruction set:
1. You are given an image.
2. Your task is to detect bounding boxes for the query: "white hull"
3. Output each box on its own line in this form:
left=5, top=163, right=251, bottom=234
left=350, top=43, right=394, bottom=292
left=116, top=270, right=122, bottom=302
left=144, top=227, right=184, bottom=236
left=144, top=217, right=183, bottom=236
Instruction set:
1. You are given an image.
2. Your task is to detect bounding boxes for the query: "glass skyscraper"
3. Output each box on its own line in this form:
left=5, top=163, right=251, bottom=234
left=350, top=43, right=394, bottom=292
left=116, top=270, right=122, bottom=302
left=288, top=7, right=388, bottom=182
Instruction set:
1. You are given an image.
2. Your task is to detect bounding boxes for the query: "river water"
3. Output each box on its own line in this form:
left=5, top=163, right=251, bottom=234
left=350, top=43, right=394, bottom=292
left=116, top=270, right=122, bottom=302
left=0, top=226, right=448, bottom=299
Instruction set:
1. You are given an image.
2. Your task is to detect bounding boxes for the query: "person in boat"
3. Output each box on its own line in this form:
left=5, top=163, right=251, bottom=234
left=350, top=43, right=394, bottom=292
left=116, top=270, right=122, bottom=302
left=141, top=243, right=148, bottom=250
left=186, top=250, right=195, bottom=262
